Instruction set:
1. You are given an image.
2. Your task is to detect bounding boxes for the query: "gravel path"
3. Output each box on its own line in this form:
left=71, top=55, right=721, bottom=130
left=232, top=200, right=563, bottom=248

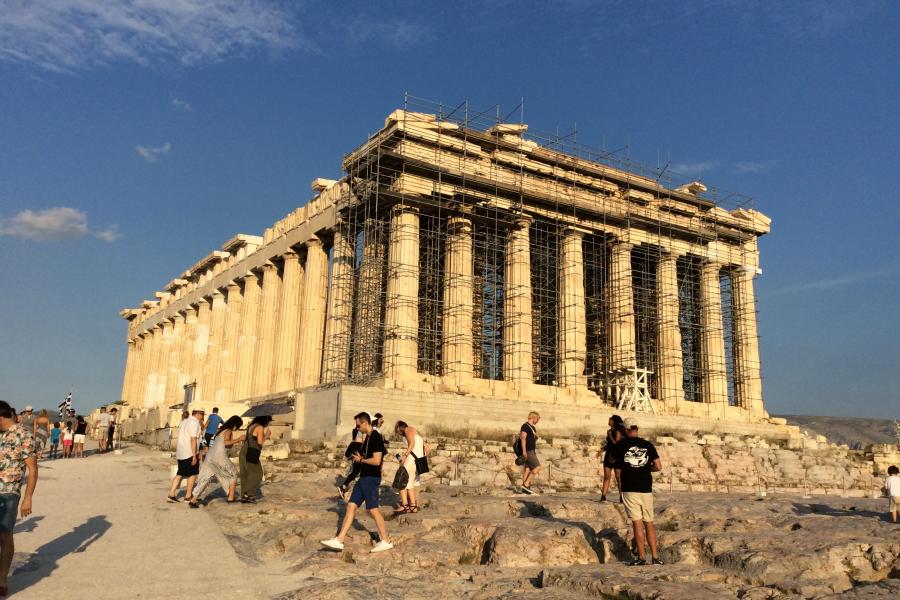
left=9, top=441, right=291, bottom=599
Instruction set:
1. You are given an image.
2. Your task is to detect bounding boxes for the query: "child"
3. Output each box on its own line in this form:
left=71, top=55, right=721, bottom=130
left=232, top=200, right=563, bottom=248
left=62, top=421, right=74, bottom=458
left=49, top=421, right=61, bottom=459
left=885, top=465, right=900, bottom=524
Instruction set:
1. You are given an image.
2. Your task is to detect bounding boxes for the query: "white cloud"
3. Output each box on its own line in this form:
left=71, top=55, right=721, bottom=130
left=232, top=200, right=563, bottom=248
left=171, top=97, right=192, bottom=111
left=669, top=161, right=720, bottom=176
left=764, top=263, right=900, bottom=297
left=0, top=0, right=301, bottom=73
left=342, top=17, right=427, bottom=48
left=734, top=161, right=775, bottom=174
left=135, top=142, right=171, bottom=163
left=0, top=207, right=119, bottom=242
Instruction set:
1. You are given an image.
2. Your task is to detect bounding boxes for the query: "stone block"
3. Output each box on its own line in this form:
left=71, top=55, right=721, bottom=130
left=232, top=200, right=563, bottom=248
left=261, top=442, right=290, bottom=460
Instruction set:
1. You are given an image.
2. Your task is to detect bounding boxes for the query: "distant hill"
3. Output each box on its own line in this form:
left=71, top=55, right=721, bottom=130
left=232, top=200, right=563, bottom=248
left=777, top=414, right=898, bottom=449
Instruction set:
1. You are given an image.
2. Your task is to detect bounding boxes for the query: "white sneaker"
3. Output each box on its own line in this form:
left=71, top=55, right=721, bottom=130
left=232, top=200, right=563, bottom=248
left=370, top=540, right=394, bottom=553
left=320, top=538, right=344, bottom=551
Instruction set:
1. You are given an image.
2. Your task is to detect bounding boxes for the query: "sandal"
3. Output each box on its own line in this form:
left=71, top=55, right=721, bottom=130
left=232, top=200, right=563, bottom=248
left=409, top=504, right=419, bottom=513
left=393, top=504, right=410, bottom=514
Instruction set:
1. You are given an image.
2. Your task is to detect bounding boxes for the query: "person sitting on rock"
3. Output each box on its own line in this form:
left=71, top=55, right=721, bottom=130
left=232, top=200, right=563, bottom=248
left=612, top=418, right=663, bottom=566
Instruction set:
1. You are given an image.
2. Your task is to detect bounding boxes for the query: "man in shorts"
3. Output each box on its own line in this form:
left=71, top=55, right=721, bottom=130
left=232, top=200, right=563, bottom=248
left=613, top=418, right=662, bottom=566
left=520, top=411, right=541, bottom=495
left=95, top=407, right=112, bottom=453
left=167, top=408, right=204, bottom=503
left=0, top=401, right=38, bottom=596
left=321, top=412, right=393, bottom=553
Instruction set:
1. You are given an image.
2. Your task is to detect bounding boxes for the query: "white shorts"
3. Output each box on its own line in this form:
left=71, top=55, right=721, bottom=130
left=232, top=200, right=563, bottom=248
left=73, top=434, right=86, bottom=444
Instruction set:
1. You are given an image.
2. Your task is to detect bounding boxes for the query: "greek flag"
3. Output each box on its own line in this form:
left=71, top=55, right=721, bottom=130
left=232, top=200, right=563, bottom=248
left=58, top=392, right=72, bottom=412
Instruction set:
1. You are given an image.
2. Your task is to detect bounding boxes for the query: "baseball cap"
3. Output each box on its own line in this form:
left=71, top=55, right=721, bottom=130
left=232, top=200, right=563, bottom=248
left=24, top=405, right=33, bottom=411
left=623, top=418, right=639, bottom=430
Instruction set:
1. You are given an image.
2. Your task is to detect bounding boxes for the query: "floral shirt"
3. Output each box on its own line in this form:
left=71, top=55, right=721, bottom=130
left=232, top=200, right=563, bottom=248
left=0, top=425, right=36, bottom=495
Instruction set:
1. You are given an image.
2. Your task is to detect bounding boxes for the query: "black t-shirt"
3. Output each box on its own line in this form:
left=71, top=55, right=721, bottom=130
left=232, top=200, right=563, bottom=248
left=612, top=437, right=659, bottom=493
left=75, top=421, right=87, bottom=435
left=520, top=422, right=537, bottom=451
left=358, top=429, right=387, bottom=478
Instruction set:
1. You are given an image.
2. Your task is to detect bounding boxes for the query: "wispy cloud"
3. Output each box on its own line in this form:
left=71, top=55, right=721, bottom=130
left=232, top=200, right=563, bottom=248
left=135, top=142, right=171, bottom=163
left=669, top=160, right=776, bottom=177
left=669, top=161, right=720, bottom=176
left=0, top=207, right=120, bottom=242
left=0, top=1, right=301, bottom=73
left=734, top=161, right=775, bottom=174
left=764, top=263, right=900, bottom=298
left=171, top=97, right=192, bottom=112
left=341, top=17, right=427, bottom=48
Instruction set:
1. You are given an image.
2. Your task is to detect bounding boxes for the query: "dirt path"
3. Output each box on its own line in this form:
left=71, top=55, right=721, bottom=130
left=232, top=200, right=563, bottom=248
left=9, top=441, right=293, bottom=599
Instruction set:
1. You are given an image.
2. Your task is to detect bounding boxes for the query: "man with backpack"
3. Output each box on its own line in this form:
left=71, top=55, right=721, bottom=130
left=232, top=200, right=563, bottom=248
left=516, top=411, right=541, bottom=495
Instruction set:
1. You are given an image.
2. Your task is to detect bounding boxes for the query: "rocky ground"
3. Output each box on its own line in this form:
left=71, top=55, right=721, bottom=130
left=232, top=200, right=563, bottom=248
left=201, top=449, right=900, bottom=599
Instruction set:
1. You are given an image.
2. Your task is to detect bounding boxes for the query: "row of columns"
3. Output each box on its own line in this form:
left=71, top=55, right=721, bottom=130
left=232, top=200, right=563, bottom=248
left=355, top=206, right=763, bottom=414
left=121, top=238, right=329, bottom=410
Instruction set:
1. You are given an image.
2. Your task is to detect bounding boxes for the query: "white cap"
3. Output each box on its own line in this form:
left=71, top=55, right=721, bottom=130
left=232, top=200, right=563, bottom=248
left=24, top=405, right=33, bottom=411
left=623, top=418, right=639, bottom=430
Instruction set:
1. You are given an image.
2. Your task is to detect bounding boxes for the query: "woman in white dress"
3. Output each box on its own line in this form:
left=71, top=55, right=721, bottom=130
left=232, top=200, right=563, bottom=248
left=190, top=416, right=245, bottom=508
left=394, top=421, right=426, bottom=514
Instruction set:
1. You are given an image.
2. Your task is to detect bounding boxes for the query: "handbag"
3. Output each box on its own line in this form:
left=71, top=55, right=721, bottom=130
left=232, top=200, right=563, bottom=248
left=392, top=465, right=410, bottom=489
left=246, top=445, right=261, bottom=464
left=413, top=452, right=429, bottom=475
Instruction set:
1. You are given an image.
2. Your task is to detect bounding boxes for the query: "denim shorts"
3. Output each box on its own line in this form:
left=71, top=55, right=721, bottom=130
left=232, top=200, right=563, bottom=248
left=0, top=494, right=20, bottom=532
left=348, top=476, right=381, bottom=508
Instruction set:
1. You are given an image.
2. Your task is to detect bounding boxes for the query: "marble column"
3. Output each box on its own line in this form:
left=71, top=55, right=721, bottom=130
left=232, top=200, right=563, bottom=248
left=120, top=339, right=136, bottom=405
left=140, top=329, right=158, bottom=409
left=192, top=298, right=212, bottom=403
left=126, top=336, right=143, bottom=407
left=731, top=267, right=763, bottom=414
left=503, top=216, right=534, bottom=384
left=234, top=272, right=261, bottom=400
left=558, top=228, right=587, bottom=389
left=219, top=282, right=243, bottom=403
left=274, top=251, right=303, bottom=392
left=323, top=229, right=354, bottom=383
left=164, top=314, right=185, bottom=406
left=153, top=320, right=173, bottom=408
left=202, top=290, right=227, bottom=405
left=443, top=216, right=474, bottom=389
left=180, top=306, right=198, bottom=393
left=297, top=238, right=329, bottom=388
left=656, top=253, right=684, bottom=413
left=253, top=262, right=280, bottom=396
left=352, top=220, right=386, bottom=378
left=700, top=261, right=729, bottom=413
left=609, top=240, right=637, bottom=371
left=383, top=207, right=420, bottom=381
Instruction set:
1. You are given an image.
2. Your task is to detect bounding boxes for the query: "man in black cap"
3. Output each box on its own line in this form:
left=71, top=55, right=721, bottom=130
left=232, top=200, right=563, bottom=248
left=612, top=418, right=663, bottom=566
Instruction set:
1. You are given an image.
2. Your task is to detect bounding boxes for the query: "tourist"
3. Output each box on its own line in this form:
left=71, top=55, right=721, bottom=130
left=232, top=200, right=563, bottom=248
left=612, top=418, right=663, bottom=566
left=519, top=411, right=541, bottom=495
left=393, top=420, right=425, bottom=514
left=599, top=414, right=626, bottom=502
left=204, top=407, right=223, bottom=448
left=0, top=400, right=39, bottom=597
left=33, top=410, right=51, bottom=460
left=107, top=407, right=118, bottom=451
left=167, top=408, right=204, bottom=503
left=19, top=407, right=34, bottom=436
left=49, top=422, right=61, bottom=459
left=95, top=407, right=112, bottom=453
left=191, top=416, right=245, bottom=508
left=239, top=415, right=272, bottom=503
left=61, top=421, right=74, bottom=458
left=337, top=417, right=367, bottom=501
left=885, top=465, right=900, bottom=524
left=73, top=415, right=89, bottom=458
left=321, top=412, right=393, bottom=553
left=373, top=413, right=384, bottom=433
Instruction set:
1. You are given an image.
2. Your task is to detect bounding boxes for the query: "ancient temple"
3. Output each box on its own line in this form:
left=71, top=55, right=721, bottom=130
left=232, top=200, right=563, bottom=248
left=116, top=105, right=773, bottom=440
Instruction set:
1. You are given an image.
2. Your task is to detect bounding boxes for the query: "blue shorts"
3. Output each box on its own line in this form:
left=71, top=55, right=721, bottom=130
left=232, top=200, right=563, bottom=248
left=348, top=476, right=381, bottom=508
left=0, top=494, right=20, bottom=532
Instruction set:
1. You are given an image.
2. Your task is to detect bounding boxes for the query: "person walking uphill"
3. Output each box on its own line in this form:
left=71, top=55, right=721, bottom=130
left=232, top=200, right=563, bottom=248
left=612, top=418, right=663, bottom=566
left=204, top=407, right=223, bottom=448
left=239, top=415, right=272, bottom=503
left=519, top=411, right=541, bottom=495
left=167, top=408, right=204, bottom=503
left=0, top=401, right=39, bottom=597
left=321, top=412, right=393, bottom=553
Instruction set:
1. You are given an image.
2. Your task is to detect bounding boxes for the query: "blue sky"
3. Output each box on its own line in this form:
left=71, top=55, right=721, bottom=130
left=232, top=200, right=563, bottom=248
left=1, top=1, right=898, bottom=418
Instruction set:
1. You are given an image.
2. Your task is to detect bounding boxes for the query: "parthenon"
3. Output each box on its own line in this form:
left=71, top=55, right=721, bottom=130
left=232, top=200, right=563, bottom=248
left=116, top=100, right=773, bottom=440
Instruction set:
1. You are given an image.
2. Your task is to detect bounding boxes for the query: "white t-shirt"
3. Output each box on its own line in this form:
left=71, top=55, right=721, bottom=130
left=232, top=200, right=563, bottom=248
left=886, top=475, right=900, bottom=497
left=176, top=416, right=202, bottom=460
left=97, top=413, right=111, bottom=428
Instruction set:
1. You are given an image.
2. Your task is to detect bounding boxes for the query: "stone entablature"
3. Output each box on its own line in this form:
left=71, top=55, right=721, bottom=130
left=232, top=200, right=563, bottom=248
left=118, top=108, right=772, bottom=431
